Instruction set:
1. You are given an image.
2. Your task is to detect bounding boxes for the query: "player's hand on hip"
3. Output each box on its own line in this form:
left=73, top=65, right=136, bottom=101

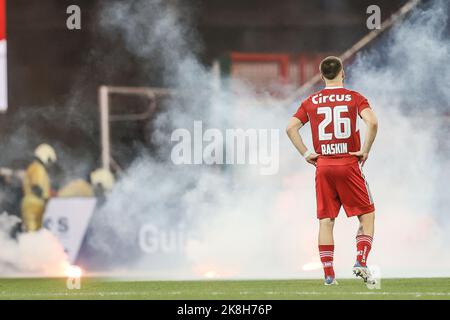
left=305, top=152, right=319, bottom=166
left=349, top=150, right=368, bottom=166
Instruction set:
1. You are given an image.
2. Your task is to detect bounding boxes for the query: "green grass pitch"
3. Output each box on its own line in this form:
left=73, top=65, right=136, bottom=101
left=0, top=278, right=449, bottom=300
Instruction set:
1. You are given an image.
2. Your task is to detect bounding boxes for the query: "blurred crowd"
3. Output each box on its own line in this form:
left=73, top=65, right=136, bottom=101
left=0, top=143, right=115, bottom=233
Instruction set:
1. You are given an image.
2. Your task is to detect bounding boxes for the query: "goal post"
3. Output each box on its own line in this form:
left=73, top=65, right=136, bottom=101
left=98, top=86, right=172, bottom=171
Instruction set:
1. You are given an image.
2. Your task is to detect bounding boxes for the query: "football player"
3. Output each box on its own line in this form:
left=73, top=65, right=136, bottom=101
left=287, top=56, right=378, bottom=285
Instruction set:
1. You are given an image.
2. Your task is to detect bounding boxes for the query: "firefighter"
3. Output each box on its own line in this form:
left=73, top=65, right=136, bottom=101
left=21, top=144, right=57, bottom=232
left=57, top=168, right=115, bottom=199
left=90, top=168, right=115, bottom=198
left=57, top=178, right=94, bottom=197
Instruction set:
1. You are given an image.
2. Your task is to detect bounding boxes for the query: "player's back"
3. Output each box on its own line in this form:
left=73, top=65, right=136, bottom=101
left=293, top=86, right=371, bottom=166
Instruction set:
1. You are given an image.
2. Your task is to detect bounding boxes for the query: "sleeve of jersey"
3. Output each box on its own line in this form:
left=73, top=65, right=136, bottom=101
left=357, top=94, right=371, bottom=115
left=293, top=102, right=309, bottom=124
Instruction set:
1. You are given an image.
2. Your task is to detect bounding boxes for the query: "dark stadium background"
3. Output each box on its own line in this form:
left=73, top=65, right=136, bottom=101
left=0, top=0, right=410, bottom=171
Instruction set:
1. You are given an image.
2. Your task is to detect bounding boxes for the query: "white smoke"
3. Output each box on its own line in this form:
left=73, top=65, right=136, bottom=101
left=85, top=0, right=450, bottom=279
left=84, top=0, right=450, bottom=279
left=2, top=0, right=446, bottom=279
left=0, top=213, right=70, bottom=277
left=343, top=0, right=450, bottom=277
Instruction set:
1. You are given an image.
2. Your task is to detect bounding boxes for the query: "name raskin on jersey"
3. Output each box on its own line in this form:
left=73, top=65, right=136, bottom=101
left=321, top=143, right=348, bottom=155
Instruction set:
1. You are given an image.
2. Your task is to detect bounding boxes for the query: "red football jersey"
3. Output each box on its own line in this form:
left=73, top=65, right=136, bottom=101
left=293, top=86, right=371, bottom=162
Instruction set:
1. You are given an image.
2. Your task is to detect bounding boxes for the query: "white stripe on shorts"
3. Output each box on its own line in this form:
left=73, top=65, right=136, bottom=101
left=359, top=163, right=374, bottom=204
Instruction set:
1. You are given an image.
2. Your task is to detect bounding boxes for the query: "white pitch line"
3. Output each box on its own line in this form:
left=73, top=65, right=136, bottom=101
left=0, top=291, right=449, bottom=298
left=291, top=291, right=450, bottom=296
left=0, top=291, right=183, bottom=297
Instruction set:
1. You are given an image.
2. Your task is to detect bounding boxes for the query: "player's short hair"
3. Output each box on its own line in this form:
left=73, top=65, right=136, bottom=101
left=319, top=56, right=343, bottom=80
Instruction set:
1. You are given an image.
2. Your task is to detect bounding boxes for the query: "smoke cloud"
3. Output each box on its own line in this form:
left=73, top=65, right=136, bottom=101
left=1, top=0, right=448, bottom=279
left=85, top=0, right=450, bottom=279
left=0, top=213, right=69, bottom=276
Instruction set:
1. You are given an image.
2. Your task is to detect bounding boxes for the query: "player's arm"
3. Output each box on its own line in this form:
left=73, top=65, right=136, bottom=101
left=286, top=117, right=319, bottom=166
left=349, top=108, right=378, bottom=166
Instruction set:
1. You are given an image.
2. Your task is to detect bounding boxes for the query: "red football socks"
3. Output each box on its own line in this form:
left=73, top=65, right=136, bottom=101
left=319, top=245, right=335, bottom=278
left=356, top=235, right=373, bottom=267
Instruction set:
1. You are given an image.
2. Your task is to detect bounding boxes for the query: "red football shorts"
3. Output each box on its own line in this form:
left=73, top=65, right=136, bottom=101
left=315, top=157, right=375, bottom=219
